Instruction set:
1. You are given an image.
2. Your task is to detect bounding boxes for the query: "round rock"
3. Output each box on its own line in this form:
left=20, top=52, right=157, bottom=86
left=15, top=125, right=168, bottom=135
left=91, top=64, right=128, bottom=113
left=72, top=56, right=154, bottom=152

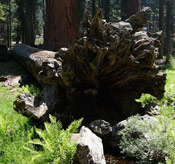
left=89, top=120, right=112, bottom=137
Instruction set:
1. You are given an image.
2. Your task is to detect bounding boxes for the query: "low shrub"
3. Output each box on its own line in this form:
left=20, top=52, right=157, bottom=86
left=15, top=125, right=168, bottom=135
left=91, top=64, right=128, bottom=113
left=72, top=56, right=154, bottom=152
left=119, top=115, right=175, bottom=164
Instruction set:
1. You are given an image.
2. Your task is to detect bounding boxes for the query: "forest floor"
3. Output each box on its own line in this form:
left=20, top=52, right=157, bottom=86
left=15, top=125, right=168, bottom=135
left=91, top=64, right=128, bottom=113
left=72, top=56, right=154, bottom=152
left=0, top=56, right=35, bottom=164
left=0, top=56, right=133, bottom=163
left=1, top=55, right=175, bottom=163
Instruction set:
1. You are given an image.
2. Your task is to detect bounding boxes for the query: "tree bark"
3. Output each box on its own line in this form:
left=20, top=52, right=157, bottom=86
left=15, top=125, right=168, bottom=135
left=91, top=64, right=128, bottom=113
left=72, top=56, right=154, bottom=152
left=76, top=0, right=86, bottom=26
left=12, top=44, right=57, bottom=84
left=104, top=0, right=110, bottom=22
left=121, top=0, right=141, bottom=20
left=164, top=1, right=173, bottom=64
left=7, top=0, right=11, bottom=49
left=42, top=0, right=46, bottom=24
left=23, top=0, right=36, bottom=45
left=13, top=9, right=166, bottom=125
left=158, top=0, right=164, bottom=59
left=45, top=0, right=78, bottom=51
left=92, top=0, right=96, bottom=17
left=98, top=0, right=102, bottom=8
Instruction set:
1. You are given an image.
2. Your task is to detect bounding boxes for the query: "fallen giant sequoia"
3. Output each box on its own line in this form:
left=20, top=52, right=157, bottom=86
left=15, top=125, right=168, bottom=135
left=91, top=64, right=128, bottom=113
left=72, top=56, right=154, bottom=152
left=13, top=8, right=166, bottom=124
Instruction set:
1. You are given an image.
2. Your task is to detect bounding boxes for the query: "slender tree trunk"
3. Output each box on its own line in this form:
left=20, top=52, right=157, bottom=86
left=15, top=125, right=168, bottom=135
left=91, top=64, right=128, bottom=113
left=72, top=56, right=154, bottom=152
left=158, top=0, right=164, bottom=59
left=121, top=0, right=141, bottom=20
left=7, top=16, right=9, bottom=46
left=42, top=0, right=46, bottom=24
left=42, top=0, right=46, bottom=46
left=9, top=0, right=11, bottom=49
left=76, top=0, right=86, bottom=26
left=165, top=1, right=172, bottom=64
left=98, top=0, right=102, bottom=8
left=16, top=25, right=21, bottom=44
left=45, top=0, right=78, bottom=51
left=7, top=0, right=11, bottom=48
left=92, top=0, right=96, bottom=17
left=104, top=0, right=110, bottom=22
left=23, top=0, right=36, bottom=45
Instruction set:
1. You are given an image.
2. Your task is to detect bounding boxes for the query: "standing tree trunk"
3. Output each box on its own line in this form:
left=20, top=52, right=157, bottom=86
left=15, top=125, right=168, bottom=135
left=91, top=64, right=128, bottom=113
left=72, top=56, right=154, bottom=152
left=76, top=0, right=85, bottom=26
left=158, top=0, right=164, bottom=59
left=23, top=0, right=36, bottom=45
left=42, top=0, right=46, bottom=24
left=45, top=0, right=78, bottom=51
left=165, top=1, right=173, bottom=64
left=121, top=0, right=141, bottom=20
left=7, top=0, right=11, bottom=49
left=16, top=0, right=23, bottom=43
left=42, top=0, right=46, bottom=46
left=92, top=0, right=96, bottom=17
left=16, top=25, right=21, bottom=44
left=98, top=0, right=102, bottom=9
left=104, top=0, right=110, bottom=22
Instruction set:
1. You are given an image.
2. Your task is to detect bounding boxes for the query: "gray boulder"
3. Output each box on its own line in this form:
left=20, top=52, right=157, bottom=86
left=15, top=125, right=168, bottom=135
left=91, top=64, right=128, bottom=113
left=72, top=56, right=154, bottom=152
left=89, top=120, right=112, bottom=137
left=76, top=126, right=106, bottom=164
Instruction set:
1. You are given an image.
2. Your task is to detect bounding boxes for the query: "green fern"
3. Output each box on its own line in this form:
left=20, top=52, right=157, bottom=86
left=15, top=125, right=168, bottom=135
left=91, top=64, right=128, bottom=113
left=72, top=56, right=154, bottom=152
left=24, top=115, right=83, bottom=164
left=66, top=118, right=83, bottom=133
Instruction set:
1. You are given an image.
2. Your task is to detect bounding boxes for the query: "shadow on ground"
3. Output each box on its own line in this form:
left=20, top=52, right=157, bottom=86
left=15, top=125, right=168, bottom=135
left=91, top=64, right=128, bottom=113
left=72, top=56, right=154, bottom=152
left=0, top=53, right=35, bottom=87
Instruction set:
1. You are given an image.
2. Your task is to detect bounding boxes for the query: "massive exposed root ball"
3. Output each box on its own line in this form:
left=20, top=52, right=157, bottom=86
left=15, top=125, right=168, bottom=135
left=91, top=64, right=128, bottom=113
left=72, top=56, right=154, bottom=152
left=13, top=8, right=166, bottom=124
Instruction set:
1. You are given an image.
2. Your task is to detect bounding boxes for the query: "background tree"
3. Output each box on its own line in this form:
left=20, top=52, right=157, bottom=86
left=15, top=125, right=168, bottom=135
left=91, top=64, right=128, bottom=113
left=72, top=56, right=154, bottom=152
left=23, top=0, right=36, bottom=45
left=0, top=1, right=5, bottom=20
left=0, top=1, right=6, bottom=44
left=158, top=0, right=164, bottom=59
left=121, top=0, right=141, bottom=20
left=164, top=0, right=174, bottom=63
left=45, top=0, right=78, bottom=51
left=92, top=0, right=96, bottom=17
left=103, top=0, right=110, bottom=21
left=76, top=0, right=86, bottom=26
left=0, top=0, right=175, bottom=63
left=7, top=0, right=11, bottom=48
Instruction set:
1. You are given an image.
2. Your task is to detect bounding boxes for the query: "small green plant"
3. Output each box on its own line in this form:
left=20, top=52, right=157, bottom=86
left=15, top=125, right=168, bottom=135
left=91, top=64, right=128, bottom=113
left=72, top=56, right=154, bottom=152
left=24, top=115, right=83, bottom=164
left=165, top=56, right=175, bottom=70
left=164, top=154, right=175, bottom=164
left=136, top=93, right=156, bottom=106
left=21, top=85, right=40, bottom=96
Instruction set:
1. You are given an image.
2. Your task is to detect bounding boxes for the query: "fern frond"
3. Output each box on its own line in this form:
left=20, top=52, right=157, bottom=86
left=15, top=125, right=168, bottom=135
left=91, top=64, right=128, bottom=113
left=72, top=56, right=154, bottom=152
left=49, top=114, right=57, bottom=124
left=29, top=139, right=44, bottom=146
left=23, top=146, right=40, bottom=154
left=44, top=122, right=55, bottom=137
left=66, top=118, right=83, bottom=133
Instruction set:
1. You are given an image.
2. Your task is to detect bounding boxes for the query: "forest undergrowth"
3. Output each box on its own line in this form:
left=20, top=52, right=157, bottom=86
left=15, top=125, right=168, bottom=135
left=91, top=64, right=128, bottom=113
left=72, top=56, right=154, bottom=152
left=131, top=62, right=175, bottom=163
left=1, top=64, right=175, bottom=163
left=0, top=84, right=82, bottom=164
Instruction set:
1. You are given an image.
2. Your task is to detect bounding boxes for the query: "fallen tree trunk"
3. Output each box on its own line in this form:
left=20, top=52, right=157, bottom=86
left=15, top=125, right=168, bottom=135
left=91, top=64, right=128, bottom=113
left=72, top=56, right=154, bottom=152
left=12, top=44, right=61, bottom=85
left=13, top=8, right=166, bottom=125
left=13, top=45, right=66, bottom=122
